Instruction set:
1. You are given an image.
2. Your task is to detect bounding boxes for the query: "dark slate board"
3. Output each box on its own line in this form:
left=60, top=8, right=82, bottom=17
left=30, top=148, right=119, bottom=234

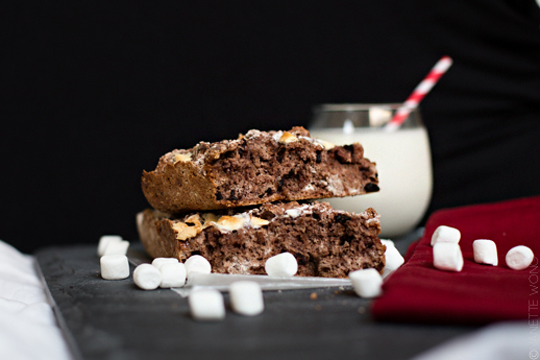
left=35, top=241, right=477, bottom=360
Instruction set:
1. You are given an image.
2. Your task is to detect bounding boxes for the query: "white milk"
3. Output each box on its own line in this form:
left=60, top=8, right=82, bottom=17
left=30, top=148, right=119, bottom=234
left=310, top=127, right=432, bottom=238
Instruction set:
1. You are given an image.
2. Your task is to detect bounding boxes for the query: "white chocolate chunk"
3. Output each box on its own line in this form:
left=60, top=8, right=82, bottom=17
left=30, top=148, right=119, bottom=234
left=285, top=208, right=302, bottom=218
left=159, top=262, right=187, bottom=288
left=433, top=242, right=464, bottom=272
left=380, top=239, right=405, bottom=278
left=272, top=131, right=284, bottom=142
left=506, top=245, right=534, bottom=270
left=214, top=215, right=246, bottom=232
left=103, top=240, right=130, bottom=256
left=172, top=215, right=203, bottom=241
left=264, top=252, right=298, bottom=277
left=97, top=235, right=122, bottom=256
left=285, top=204, right=309, bottom=219
left=189, top=289, right=225, bottom=321
left=152, top=257, right=179, bottom=270
left=303, top=184, right=315, bottom=191
left=100, top=255, right=130, bottom=280
left=473, top=239, right=498, bottom=266
left=250, top=216, right=270, bottom=228
left=133, top=264, right=162, bottom=290
left=349, top=268, right=383, bottom=298
left=278, top=131, right=298, bottom=144
left=172, top=152, right=192, bottom=164
left=314, top=138, right=335, bottom=150
left=202, top=212, right=219, bottom=224
left=229, top=281, right=264, bottom=316
left=185, top=255, right=212, bottom=277
left=431, top=225, right=461, bottom=246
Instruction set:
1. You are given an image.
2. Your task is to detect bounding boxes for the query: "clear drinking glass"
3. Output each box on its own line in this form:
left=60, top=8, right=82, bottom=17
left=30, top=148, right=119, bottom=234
left=308, top=103, right=433, bottom=238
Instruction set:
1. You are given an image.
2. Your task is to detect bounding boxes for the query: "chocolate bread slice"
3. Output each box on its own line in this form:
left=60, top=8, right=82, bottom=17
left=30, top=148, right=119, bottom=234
left=136, top=201, right=385, bottom=278
left=142, top=127, right=379, bottom=214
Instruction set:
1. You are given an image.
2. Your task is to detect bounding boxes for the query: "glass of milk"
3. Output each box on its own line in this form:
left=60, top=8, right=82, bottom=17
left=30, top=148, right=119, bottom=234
left=308, top=103, right=432, bottom=238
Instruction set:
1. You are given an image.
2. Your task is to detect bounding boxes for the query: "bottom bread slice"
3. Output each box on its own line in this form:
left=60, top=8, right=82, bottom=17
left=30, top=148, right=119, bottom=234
left=136, top=201, right=386, bottom=278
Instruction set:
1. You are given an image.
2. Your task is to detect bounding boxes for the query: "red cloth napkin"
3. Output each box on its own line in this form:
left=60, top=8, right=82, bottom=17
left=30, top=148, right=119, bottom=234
left=372, top=195, right=540, bottom=325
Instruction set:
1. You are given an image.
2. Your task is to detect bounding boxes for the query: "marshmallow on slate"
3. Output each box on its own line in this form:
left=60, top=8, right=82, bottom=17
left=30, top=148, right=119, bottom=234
left=433, top=242, right=464, bottom=272
left=265, top=252, right=298, bottom=277
left=152, top=257, right=179, bottom=270
left=97, top=235, right=122, bottom=256
left=229, top=281, right=264, bottom=316
left=349, top=268, right=383, bottom=298
left=159, top=262, right=187, bottom=288
left=103, top=240, right=130, bottom=256
left=184, top=255, right=212, bottom=277
left=189, top=289, right=225, bottom=321
left=380, top=239, right=405, bottom=278
left=431, top=225, right=461, bottom=246
left=506, top=245, right=534, bottom=270
left=473, top=239, right=498, bottom=266
left=100, top=255, right=130, bottom=280
left=133, top=263, right=162, bottom=290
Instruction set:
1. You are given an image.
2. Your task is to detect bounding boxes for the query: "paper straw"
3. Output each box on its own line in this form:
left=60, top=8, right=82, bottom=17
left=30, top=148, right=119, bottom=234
left=385, top=55, right=453, bottom=131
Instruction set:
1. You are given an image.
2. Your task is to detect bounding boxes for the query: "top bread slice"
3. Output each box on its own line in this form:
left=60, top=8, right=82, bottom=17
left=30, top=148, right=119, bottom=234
left=142, top=126, right=379, bottom=214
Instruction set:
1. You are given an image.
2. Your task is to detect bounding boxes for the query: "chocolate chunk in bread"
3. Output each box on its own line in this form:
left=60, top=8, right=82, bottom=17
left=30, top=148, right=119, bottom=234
left=136, top=201, right=386, bottom=278
left=141, top=127, right=379, bottom=214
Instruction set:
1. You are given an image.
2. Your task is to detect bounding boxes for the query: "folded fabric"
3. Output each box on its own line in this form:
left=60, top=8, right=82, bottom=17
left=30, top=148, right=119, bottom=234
left=372, top=195, right=540, bottom=325
left=0, top=240, right=72, bottom=360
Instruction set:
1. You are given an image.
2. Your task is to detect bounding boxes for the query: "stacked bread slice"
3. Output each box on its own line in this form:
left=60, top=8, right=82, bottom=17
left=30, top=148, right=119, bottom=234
left=136, top=126, right=386, bottom=278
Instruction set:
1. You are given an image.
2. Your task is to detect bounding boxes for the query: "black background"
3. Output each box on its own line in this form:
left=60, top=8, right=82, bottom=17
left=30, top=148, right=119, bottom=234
left=3, top=1, right=540, bottom=253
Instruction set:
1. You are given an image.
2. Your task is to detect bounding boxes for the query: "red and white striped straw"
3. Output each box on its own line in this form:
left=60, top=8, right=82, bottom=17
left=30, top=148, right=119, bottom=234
left=384, top=55, right=453, bottom=131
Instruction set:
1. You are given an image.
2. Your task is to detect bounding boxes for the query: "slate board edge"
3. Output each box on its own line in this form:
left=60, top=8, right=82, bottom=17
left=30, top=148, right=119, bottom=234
left=35, top=257, right=85, bottom=360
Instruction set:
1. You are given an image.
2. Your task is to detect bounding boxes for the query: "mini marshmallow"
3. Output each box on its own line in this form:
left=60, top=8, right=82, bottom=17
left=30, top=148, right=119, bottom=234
left=506, top=245, right=534, bottom=270
left=152, top=257, right=179, bottom=270
left=380, top=239, right=405, bottom=278
left=97, top=235, right=122, bottom=256
left=159, top=262, right=187, bottom=288
left=433, top=242, right=464, bottom=272
left=133, top=263, right=162, bottom=290
left=473, top=239, right=498, bottom=266
left=431, top=225, right=461, bottom=246
left=100, top=255, right=130, bottom=280
left=380, top=239, right=395, bottom=247
left=348, top=268, right=383, bottom=298
left=184, top=255, right=212, bottom=277
left=103, top=240, right=130, bottom=256
left=229, top=281, right=264, bottom=316
left=265, top=252, right=298, bottom=277
left=189, top=289, right=225, bottom=321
